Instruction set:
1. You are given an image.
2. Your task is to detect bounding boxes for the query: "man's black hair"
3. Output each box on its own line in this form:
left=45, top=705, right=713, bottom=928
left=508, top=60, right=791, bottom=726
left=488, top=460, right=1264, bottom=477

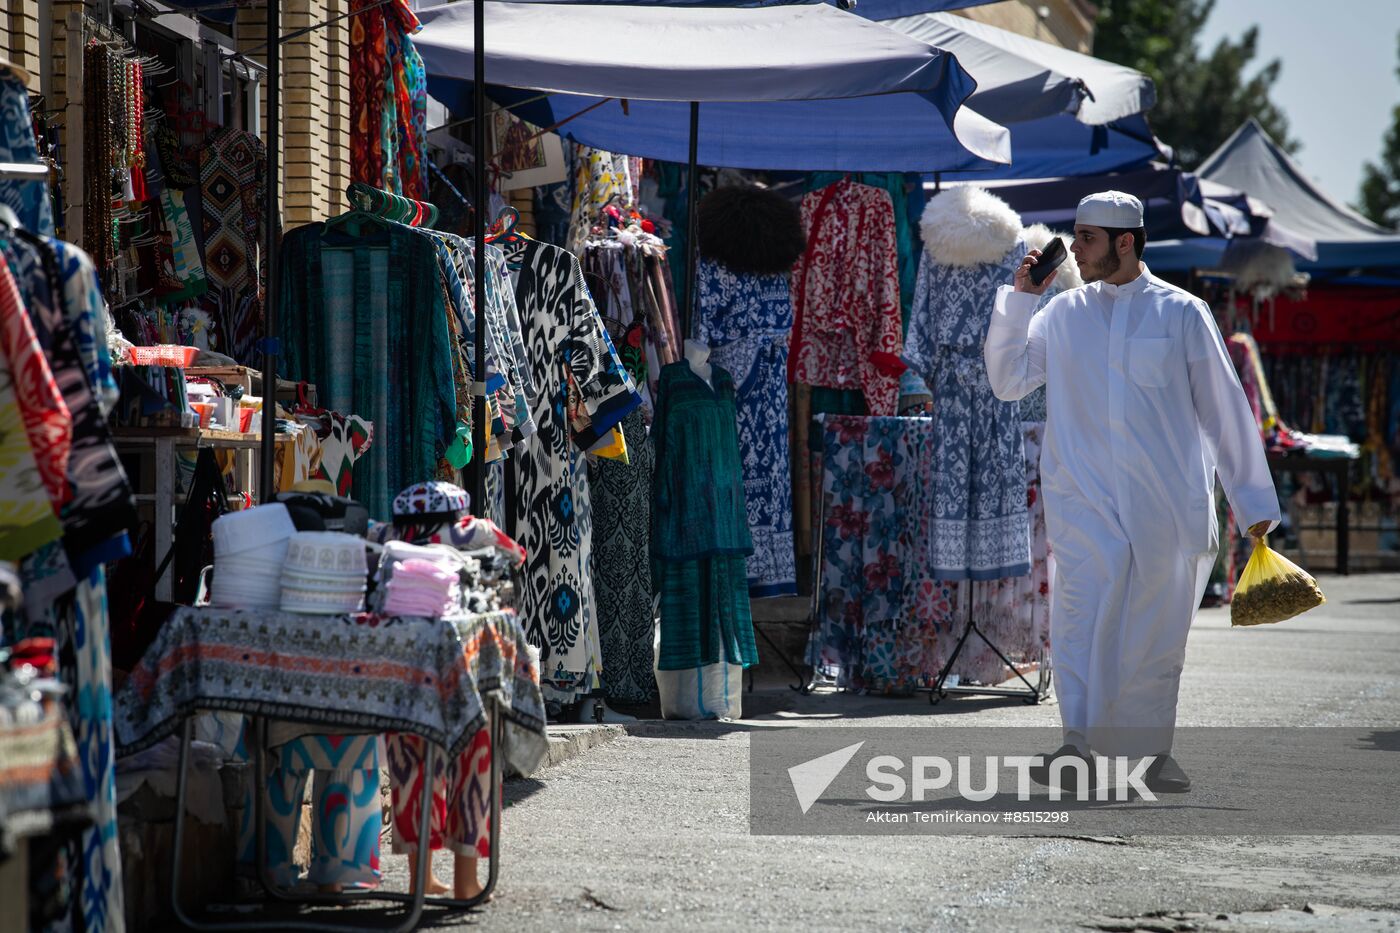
left=1102, top=226, right=1146, bottom=260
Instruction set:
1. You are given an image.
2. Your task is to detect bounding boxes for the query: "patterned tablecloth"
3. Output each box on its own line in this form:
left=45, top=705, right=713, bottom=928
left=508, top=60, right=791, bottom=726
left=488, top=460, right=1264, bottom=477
left=113, top=607, right=548, bottom=775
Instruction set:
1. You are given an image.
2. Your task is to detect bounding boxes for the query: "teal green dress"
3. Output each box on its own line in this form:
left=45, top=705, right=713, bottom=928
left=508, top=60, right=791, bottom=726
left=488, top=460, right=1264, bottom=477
left=651, top=362, right=759, bottom=670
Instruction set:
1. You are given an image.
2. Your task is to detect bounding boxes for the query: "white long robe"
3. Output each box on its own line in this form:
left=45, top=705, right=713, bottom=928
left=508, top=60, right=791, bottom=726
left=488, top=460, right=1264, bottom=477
left=984, top=267, right=1280, bottom=755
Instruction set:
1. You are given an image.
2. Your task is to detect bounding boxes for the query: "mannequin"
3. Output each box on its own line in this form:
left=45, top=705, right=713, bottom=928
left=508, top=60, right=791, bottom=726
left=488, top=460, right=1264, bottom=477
left=684, top=338, right=713, bottom=387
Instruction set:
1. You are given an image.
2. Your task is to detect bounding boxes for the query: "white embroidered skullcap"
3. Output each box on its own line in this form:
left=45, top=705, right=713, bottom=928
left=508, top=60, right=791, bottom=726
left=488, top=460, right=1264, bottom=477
left=1075, top=190, right=1144, bottom=229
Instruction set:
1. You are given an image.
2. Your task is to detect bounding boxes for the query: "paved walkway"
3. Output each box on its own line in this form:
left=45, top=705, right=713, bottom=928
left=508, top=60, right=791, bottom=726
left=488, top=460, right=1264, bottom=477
left=379, top=573, right=1400, bottom=931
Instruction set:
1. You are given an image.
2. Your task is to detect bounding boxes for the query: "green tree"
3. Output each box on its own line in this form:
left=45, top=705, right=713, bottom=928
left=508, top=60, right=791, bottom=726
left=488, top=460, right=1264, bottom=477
left=1093, top=0, right=1299, bottom=168
left=1357, top=32, right=1400, bottom=230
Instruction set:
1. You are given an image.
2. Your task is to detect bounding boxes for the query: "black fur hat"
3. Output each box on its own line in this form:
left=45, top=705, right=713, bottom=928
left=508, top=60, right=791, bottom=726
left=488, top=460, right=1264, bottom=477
left=696, top=185, right=806, bottom=276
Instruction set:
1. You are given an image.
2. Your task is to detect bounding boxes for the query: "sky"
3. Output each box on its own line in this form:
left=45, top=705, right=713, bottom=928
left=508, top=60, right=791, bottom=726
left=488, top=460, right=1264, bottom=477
left=1198, top=0, right=1400, bottom=208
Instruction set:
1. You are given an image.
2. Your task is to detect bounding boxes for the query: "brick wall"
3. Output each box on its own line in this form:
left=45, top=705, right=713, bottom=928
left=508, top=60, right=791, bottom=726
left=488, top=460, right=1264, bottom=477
left=1, top=0, right=45, bottom=80
left=956, top=0, right=1096, bottom=53
left=3, top=1, right=349, bottom=230
left=237, top=0, right=351, bottom=225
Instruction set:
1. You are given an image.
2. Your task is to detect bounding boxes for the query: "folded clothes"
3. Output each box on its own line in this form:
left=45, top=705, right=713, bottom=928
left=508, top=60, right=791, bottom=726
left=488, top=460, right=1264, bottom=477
left=381, top=557, right=460, bottom=617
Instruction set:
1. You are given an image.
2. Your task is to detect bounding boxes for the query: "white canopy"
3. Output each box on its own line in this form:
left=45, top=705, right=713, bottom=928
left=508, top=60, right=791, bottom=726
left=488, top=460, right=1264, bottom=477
left=884, top=11, right=1154, bottom=125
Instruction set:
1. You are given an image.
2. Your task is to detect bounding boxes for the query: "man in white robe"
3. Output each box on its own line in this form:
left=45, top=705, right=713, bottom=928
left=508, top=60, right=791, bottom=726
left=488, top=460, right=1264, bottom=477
left=983, top=191, right=1280, bottom=791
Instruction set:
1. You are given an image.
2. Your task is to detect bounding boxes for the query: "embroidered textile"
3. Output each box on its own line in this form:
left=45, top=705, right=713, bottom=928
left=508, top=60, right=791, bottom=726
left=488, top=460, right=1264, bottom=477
left=0, top=692, right=86, bottom=856
left=789, top=181, right=904, bottom=415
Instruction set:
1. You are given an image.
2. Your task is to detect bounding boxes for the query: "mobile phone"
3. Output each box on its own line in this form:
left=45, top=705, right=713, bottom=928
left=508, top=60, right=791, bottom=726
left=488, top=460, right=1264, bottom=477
left=1030, top=237, right=1066, bottom=286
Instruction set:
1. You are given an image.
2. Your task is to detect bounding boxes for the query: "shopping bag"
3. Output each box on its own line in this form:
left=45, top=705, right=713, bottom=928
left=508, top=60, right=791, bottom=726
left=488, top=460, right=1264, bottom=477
left=1230, top=539, right=1325, bottom=627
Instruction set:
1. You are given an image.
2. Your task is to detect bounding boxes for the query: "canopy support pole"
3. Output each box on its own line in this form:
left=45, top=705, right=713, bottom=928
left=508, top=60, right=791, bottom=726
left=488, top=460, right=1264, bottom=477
left=258, top=0, right=280, bottom=501
left=682, top=100, right=700, bottom=339
left=471, top=0, right=488, bottom=518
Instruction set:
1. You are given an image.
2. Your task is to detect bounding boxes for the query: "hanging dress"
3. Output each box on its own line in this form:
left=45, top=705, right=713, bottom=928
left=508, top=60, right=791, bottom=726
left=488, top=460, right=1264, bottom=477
left=903, top=188, right=1030, bottom=580
left=788, top=179, right=905, bottom=416
left=499, top=238, right=640, bottom=705
left=651, top=362, right=758, bottom=671
left=588, top=406, right=657, bottom=705
left=695, top=257, right=796, bottom=597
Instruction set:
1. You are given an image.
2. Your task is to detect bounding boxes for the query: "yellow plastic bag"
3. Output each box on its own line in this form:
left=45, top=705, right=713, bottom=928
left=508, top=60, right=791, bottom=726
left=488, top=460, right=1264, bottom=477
left=1230, top=539, right=1325, bottom=627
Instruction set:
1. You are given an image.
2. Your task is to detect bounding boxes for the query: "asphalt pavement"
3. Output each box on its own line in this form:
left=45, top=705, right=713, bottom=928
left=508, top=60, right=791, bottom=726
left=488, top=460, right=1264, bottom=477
left=380, top=572, right=1400, bottom=932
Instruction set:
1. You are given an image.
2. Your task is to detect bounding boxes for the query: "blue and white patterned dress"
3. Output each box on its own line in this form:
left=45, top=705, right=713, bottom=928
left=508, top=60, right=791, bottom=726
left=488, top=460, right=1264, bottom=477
left=903, top=244, right=1031, bottom=581
left=0, top=73, right=55, bottom=237
left=695, top=257, right=796, bottom=597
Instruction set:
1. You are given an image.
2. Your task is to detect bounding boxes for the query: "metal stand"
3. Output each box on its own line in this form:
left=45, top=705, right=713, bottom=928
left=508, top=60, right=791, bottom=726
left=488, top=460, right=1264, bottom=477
left=929, top=592, right=1050, bottom=706
left=784, top=420, right=831, bottom=697
left=171, top=701, right=505, bottom=931
left=748, top=622, right=812, bottom=694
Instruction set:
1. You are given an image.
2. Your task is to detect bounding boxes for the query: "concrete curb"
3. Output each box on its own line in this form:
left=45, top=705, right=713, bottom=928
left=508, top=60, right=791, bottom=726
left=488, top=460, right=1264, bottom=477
left=537, top=724, right=625, bottom=771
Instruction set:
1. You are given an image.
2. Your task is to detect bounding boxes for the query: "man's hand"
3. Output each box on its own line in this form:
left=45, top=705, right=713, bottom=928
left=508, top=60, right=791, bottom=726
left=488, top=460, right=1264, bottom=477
left=1248, top=521, right=1272, bottom=539
left=1014, top=249, right=1057, bottom=296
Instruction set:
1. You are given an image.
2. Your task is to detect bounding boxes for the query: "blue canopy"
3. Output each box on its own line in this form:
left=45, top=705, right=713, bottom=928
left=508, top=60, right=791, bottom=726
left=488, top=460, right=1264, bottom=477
left=968, top=168, right=1216, bottom=241
left=1198, top=120, right=1400, bottom=271
left=416, top=0, right=1010, bottom=172
left=938, top=113, right=1163, bottom=182
left=959, top=166, right=1319, bottom=271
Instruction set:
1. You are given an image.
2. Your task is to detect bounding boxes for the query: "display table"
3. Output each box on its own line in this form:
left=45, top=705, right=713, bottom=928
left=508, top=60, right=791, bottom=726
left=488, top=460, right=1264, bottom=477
left=1266, top=451, right=1358, bottom=575
left=111, top=427, right=296, bottom=600
left=112, top=607, right=547, bottom=931
left=115, top=605, right=546, bottom=770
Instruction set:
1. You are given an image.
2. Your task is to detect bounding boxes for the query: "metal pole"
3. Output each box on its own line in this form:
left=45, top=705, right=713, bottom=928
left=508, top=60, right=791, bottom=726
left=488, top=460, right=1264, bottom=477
left=683, top=101, right=700, bottom=339
left=258, top=0, right=280, bottom=501
left=471, top=0, right=487, bottom=518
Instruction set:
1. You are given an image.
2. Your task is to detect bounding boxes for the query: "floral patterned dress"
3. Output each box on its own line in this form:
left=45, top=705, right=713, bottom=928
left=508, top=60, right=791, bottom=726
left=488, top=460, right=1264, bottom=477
left=903, top=243, right=1030, bottom=580
left=789, top=180, right=905, bottom=416
left=500, top=239, right=640, bottom=705
left=815, top=415, right=950, bottom=695
left=941, top=423, right=1053, bottom=685
left=815, top=416, right=1051, bottom=693
left=695, top=257, right=796, bottom=597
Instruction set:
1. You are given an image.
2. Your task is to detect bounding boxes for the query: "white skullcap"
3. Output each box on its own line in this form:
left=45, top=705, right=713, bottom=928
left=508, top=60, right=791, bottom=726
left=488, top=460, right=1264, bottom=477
left=1075, top=190, right=1144, bottom=229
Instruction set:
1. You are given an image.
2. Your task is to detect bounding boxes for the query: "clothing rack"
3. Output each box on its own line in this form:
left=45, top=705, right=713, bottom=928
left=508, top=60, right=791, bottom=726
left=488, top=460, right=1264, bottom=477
left=0, top=162, right=49, bottom=180
left=795, top=417, right=1051, bottom=703
left=347, top=181, right=439, bottom=228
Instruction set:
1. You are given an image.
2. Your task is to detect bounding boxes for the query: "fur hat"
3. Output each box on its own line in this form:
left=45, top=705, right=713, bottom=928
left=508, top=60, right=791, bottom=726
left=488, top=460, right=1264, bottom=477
left=920, top=186, right=1023, bottom=268
left=697, top=185, right=807, bottom=276
left=1220, top=240, right=1299, bottom=300
left=1021, top=223, right=1085, bottom=291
